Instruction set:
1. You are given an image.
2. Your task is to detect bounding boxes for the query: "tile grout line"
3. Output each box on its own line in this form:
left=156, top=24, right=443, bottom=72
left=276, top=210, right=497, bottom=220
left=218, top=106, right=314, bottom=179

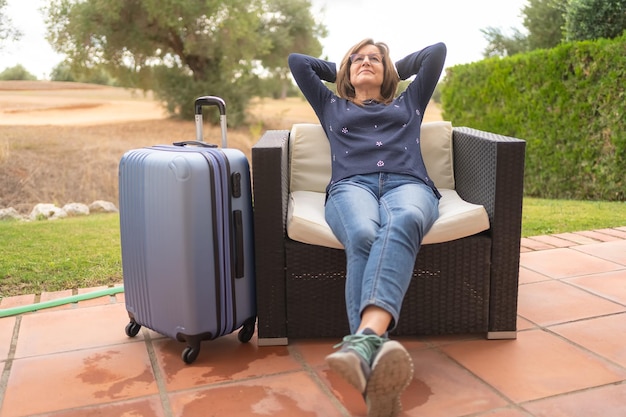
left=568, top=244, right=626, bottom=269
left=0, top=315, right=21, bottom=412
left=287, top=344, right=352, bottom=417
left=516, top=380, right=626, bottom=411
left=415, top=330, right=626, bottom=417
left=542, top=319, right=626, bottom=374
left=422, top=344, right=526, bottom=414
left=142, top=329, right=174, bottom=417
left=558, top=278, right=626, bottom=308
left=464, top=405, right=535, bottom=417
left=513, top=315, right=626, bottom=398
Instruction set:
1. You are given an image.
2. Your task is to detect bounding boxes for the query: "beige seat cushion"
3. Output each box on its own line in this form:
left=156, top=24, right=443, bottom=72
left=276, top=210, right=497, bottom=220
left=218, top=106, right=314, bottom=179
left=286, top=121, right=489, bottom=248
left=287, top=189, right=490, bottom=248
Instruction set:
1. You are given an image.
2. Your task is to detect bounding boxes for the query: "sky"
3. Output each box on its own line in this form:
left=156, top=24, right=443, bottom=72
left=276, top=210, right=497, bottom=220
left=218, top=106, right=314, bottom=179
left=0, top=0, right=64, bottom=79
left=309, top=0, right=529, bottom=66
left=1, top=0, right=528, bottom=79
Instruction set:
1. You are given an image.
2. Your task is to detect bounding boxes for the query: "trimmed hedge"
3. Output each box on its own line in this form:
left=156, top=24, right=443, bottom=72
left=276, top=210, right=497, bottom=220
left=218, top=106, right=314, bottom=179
left=441, top=34, right=626, bottom=201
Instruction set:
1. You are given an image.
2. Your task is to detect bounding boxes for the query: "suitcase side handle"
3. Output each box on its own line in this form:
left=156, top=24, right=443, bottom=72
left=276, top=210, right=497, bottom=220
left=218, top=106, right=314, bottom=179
left=233, top=210, right=245, bottom=278
left=194, top=96, right=227, bottom=148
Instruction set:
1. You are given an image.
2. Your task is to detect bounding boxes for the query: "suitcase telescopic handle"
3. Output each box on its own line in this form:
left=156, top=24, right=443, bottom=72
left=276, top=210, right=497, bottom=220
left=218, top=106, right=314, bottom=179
left=194, top=96, right=227, bottom=148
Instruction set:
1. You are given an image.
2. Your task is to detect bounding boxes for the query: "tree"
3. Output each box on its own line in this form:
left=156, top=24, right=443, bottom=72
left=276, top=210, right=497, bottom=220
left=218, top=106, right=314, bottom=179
left=257, top=0, right=327, bottom=99
left=481, top=27, right=529, bottom=58
left=565, top=0, right=626, bottom=42
left=523, top=0, right=567, bottom=50
left=44, top=0, right=325, bottom=125
left=482, top=0, right=567, bottom=58
left=0, top=0, right=22, bottom=49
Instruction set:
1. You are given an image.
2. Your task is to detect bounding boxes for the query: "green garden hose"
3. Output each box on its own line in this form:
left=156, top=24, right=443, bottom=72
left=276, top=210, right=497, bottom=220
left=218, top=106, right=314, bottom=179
left=0, top=286, right=124, bottom=318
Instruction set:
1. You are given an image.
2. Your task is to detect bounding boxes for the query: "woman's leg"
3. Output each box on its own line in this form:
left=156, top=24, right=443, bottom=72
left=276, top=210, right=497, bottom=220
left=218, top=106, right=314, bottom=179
left=325, top=176, right=381, bottom=334
left=326, top=174, right=439, bottom=417
left=324, top=176, right=386, bottom=396
left=359, top=176, right=439, bottom=333
left=359, top=175, right=439, bottom=417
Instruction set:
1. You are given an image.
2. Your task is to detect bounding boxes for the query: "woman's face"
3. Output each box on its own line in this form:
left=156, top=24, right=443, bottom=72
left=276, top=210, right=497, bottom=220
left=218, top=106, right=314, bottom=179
left=349, top=44, right=384, bottom=94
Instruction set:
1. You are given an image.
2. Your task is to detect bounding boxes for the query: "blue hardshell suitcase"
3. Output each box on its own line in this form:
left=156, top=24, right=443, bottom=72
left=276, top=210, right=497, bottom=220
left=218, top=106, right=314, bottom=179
left=119, top=96, right=256, bottom=364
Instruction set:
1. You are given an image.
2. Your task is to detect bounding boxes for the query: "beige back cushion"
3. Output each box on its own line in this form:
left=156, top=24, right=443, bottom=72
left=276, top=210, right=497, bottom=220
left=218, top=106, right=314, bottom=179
left=289, top=121, right=455, bottom=192
left=420, top=121, right=455, bottom=189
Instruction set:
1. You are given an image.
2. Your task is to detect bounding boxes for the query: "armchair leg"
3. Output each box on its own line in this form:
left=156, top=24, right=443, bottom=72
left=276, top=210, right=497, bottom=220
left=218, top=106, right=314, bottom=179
left=258, top=337, right=289, bottom=346
left=487, top=331, right=517, bottom=340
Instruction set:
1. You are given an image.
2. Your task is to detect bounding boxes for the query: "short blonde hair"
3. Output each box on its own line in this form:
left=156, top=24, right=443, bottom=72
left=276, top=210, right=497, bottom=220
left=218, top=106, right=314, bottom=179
left=336, top=39, right=399, bottom=105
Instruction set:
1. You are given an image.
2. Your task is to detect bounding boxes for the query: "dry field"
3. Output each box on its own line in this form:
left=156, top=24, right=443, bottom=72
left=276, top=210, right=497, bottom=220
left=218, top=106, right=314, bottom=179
left=0, top=81, right=441, bottom=213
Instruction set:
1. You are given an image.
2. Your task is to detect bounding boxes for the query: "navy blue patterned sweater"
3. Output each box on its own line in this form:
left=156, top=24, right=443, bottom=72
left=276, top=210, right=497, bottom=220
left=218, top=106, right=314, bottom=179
left=288, top=42, right=447, bottom=198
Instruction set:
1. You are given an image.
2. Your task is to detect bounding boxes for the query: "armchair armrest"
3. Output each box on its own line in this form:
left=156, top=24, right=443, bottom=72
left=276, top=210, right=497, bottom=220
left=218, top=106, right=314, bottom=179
left=251, top=130, right=290, bottom=343
left=453, top=127, right=526, bottom=335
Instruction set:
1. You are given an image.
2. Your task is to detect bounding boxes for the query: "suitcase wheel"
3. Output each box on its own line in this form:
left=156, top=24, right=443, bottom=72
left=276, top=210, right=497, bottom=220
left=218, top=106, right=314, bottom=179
left=182, top=346, right=200, bottom=364
left=237, top=317, right=256, bottom=343
left=125, top=321, right=141, bottom=337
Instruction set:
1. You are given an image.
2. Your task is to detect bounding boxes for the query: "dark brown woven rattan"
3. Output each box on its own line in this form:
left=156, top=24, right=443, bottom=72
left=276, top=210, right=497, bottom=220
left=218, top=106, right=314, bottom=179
left=251, top=127, right=526, bottom=344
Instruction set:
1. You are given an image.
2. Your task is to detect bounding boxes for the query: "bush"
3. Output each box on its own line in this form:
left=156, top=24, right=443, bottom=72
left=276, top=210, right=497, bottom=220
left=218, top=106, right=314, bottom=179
left=50, top=62, right=75, bottom=82
left=50, top=62, right=118, bottom=86
left=0, top=64, right=36, bottom=80
left=441, top=34, right=626, bottom=201
left=565, top=0, right=626, bottom=41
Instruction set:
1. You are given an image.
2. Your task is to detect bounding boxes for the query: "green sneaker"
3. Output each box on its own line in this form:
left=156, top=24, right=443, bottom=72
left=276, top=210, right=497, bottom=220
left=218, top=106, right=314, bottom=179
left=325, top=330, right=387, bottom=393
left=365, top=340, right=413, bottom=417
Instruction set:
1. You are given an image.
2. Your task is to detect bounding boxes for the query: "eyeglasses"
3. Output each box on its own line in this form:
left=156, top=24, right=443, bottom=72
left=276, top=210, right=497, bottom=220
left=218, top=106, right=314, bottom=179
left=350, top=53, right=384, bottom=65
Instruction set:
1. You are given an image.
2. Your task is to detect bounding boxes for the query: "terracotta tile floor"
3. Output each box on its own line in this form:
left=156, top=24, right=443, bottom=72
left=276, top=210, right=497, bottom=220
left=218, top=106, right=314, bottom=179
left=1, top=227, right=626, bottom=417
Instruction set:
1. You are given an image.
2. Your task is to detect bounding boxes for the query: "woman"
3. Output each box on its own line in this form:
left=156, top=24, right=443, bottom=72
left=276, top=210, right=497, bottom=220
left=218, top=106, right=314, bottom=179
left=288, top=39, right=446, bottom=417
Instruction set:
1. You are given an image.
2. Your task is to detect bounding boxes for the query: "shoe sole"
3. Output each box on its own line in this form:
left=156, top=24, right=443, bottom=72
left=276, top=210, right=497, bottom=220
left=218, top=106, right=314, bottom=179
left=365, top=341, right=413, bottom=417
left=326, top=351, right=367, bottom=393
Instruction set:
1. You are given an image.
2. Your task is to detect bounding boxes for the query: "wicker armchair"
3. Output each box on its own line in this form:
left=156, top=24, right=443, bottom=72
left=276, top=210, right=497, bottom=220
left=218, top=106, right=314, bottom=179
left=251, top=124, right=525, bottom=346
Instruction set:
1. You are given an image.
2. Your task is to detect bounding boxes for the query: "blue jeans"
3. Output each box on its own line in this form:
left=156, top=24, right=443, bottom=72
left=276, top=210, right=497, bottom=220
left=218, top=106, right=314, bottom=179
left=325, top=173, right=439, bottom=334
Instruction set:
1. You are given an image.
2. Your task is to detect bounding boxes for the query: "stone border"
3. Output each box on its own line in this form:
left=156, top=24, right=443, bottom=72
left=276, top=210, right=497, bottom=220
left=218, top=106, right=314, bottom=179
left=520, top=226, right=626, bottom=252
left=0, top=200, right=118, bottom=221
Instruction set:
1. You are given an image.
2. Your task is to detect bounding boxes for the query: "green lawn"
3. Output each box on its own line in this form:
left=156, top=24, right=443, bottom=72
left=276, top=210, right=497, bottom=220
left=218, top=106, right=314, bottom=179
left=522, top=198, right=626, bottom=236
left=1, top=198, right=625, bottom=297
left=0, top=214, right=122, bottom=297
